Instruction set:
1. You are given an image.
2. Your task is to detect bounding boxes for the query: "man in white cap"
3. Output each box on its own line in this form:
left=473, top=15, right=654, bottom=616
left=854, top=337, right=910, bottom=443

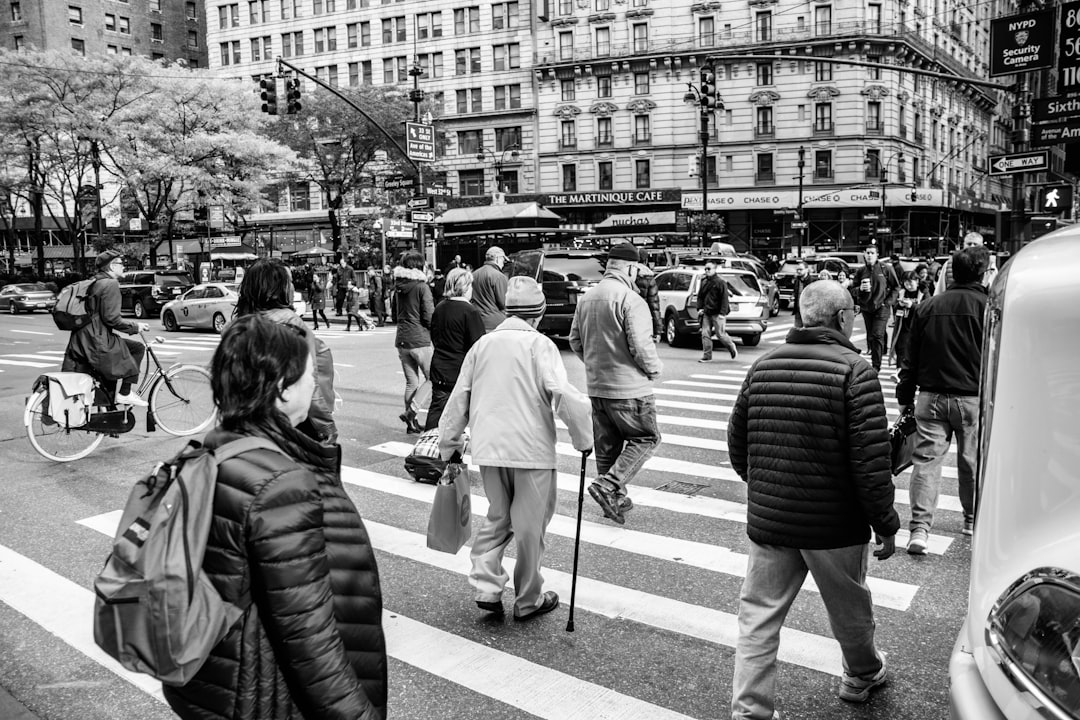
left=440, top=276, right=592, bottom=621
left=569, top=242, right=663, bottom=525
left=471, top=245, right=509, bottom=332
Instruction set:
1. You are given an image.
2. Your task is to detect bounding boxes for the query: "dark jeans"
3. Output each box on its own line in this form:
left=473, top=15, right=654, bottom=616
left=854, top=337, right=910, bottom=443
left=591, top=395, right=662, bottom=496
left=335, top=288, right=347, bottom=314
left=425, top=383, right=454, bottom=431
left=862, top=305, right=890, bottom=370
left=120, top=338, right=145, bottom=393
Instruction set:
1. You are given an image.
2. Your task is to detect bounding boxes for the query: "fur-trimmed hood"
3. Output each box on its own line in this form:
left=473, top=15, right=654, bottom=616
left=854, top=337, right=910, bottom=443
left=393, top=266, right=428, bottom=282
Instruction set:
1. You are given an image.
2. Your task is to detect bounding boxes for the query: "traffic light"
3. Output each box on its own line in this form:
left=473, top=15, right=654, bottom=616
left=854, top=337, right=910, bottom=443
left=285, top=78, right=302, bottom=114
left=259, top=77, right=277, bottom=115
left=699, top=66, right=720, bottom=109
left=910, top=189, right=918, bottom=202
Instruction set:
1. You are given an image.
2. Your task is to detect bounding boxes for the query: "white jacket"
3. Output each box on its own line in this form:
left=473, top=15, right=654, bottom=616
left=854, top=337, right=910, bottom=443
left=438, top=316, right=592, bottom=469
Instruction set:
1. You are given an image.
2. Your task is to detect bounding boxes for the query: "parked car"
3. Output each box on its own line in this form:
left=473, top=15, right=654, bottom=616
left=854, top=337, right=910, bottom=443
left=814, top=251, right=864, bottom=274
left=0, top=283, right=57, bottom=314
left=947, top=224, right=1080, bottom=720
left=655, top=266, right=768, bottom=347
left=505, top=248, right=607, bottom=337
left=676, top=254, right=780, bottom=318
left=160, top=283, right=239, bottom=333
left=118, top=270, right=194, bottom=319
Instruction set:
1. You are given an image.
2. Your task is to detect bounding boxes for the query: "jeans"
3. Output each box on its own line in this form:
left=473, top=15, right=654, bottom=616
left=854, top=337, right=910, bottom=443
left=470, top=466, right=558, bottom=616
left=908, top=392, right=978, bottom=532
left=700, top=313, right=737, bottom=359
left=424, top=382, right=453, bottom=431
left=732, top=541, right=882, bottom=720
left=398, top=345, right=432, bottom=415
left=119, top=338, right=145, bottom=393
left=591, top=395, right=661, bottom=496
left=862, top=305, right=890, bottom=370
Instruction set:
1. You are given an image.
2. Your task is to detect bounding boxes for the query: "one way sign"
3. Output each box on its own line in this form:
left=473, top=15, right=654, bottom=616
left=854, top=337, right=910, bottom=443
left=988, top=150, right=1050, bottom=176
left=1036, top=184, right=1073, bottom=216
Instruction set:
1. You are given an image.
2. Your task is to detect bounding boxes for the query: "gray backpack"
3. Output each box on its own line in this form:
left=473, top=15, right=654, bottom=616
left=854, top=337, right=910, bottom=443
left=93, top=436, right=283, bottom=686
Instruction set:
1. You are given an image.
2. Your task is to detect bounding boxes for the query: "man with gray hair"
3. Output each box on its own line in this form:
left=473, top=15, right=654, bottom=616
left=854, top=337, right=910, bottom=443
left=569, top=242, right=662, bottom=525
left=471, top=245, right=509, bottom=332
left=728, top=280, right=899, bottom=718
left=935, top=231, right=997, bottom=293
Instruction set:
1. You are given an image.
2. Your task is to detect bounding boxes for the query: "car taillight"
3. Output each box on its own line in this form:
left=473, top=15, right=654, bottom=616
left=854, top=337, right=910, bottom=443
left=755, top=295, right=767, bottom=306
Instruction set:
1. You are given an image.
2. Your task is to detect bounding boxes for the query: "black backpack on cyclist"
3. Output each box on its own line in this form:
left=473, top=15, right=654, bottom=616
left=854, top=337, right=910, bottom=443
left=52, top=279, right=97, bottom=331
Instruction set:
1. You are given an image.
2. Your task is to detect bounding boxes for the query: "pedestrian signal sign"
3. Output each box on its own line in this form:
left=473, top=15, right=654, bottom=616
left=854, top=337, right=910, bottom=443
left=1036, top=185, right=1073, bottom=216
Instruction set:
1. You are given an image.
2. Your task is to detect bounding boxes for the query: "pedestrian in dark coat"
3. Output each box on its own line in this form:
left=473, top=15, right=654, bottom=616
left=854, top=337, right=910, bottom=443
left=62, top=249, right=150, bottom=406
left=309, top=271, right=330, bottom=329
left=471, top=246, right=509, bottom=332
left=728, top=280, right=898, bottom=718
left=164, top=315, right=386, bottom=720
left=791, top=260, right=812, bottom=329
left=426, top=267, right=485, bottom=430
left=395, top=251, right=435, bottom=433
left=696, top=261, right=738, bottom=362
left=851, top=245, right=900, bottom=372
left=369, top=270, right=386, bottom=325
left=634, top=262, right=662, bottom=340
left=333, top=257, right=356, bottom=315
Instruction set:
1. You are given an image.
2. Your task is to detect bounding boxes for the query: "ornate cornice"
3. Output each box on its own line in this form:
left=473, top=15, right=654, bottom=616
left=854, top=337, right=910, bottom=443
left=626, top=7, right=654, bottom=17
left=553, top=105, right=582, bottom=119
left=930, top=104, right=945, bottom=117
left=590, top=101, right=619, bottom=116
left=861, top=84, right=890, bottom=99
left=626, top=98, right=657, bottom=113
left=748, top=90, right=781, bottom=106
left=550, top=16, right=578, bottom=27
left=947, top=114, right=960, bottom=126
left=690, top=1, right=723, bottom=12
left=587, top=12, right=616, bottom=23
left=748, top=0, right=778, bottom=7
left=806, top=85, right=840, bottom=101
left=897, top=90, right=909, bottom=104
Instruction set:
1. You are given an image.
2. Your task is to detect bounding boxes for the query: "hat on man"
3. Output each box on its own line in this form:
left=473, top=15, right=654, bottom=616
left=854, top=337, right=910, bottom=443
left=485, top=245, right=506, bottom=261
left=504, top=276, right=546, bottom=318
left=608, top=242, right=640, bottom=262
left=96, top=248, right=123, bottom=270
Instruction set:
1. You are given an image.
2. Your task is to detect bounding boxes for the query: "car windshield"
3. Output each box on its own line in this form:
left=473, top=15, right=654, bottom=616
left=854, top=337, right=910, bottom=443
left=543, top=257, right=606, bottom=282
left=158, top=273, right=192, bottom=286
left=17, top=283, right=49, bottom=292
left=777, top=261, right=804, bottom=274
left=720, top=273, right=760, bottom=296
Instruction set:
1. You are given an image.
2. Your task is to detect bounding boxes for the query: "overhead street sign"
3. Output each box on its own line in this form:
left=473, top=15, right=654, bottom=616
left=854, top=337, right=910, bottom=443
left=405, top=122, right=435, bottom=162
left=407, top=196, right=432, bottom=209
left=791, top=221, right=808, bottom=229
left=988, top=150, right=1050, bottom=175
left=990, top=9, right=1056, bottom=77
left=382, top=175, right=418, bottom=190
left=1032, top=122, right=1080, bottom=147
left=1059, top=1, right=1080, bottom=92
left=1032, top=96, right=1080, bottom=124
left=410, top=210, right=435, bottom=223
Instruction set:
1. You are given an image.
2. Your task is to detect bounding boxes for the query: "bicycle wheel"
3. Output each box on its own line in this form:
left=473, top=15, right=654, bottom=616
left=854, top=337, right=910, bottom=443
left=24, top=391, right=104, bottom=462
left=149, top=365, right=215, bottom=437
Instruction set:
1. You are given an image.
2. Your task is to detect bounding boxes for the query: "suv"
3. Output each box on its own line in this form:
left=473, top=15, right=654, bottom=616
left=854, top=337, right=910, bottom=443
left=118, top=270, right=194, bottom=319
left=673, top=255, right=780, bottom=317
left=654, top=266, right=768, bottom=347
left=505, top=249, right=607, bottom=337
left=774, top=258, right=810, bottom=309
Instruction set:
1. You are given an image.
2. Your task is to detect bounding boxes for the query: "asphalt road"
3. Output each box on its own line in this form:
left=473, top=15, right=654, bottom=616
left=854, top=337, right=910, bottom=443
left=0, top=309, right=969, bottom=720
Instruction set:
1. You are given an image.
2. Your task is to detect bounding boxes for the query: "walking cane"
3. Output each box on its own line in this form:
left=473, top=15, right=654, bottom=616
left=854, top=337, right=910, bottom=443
left=566, top=451, right=589, bottom=632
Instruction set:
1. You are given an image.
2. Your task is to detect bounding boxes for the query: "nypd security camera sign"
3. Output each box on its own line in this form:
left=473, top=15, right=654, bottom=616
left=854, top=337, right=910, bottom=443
left=990, top=9, right=1056, bottom=77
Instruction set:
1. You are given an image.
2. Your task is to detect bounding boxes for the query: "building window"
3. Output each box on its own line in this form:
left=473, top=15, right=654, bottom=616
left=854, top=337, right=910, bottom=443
left=868, top=3, right=881, bottom=33
left=755, top=106, right=773, bottom=136
left=560, top=79, right=575, bottom=102
left=561, top=121, right=577, bottom=149
left=633, top=72, right=649, bottom=94
left=495, top=126, right=520, bottom=151
left=348, top=61, right=359, bottom=85
left=382, top=16, right=406, bottom=43
left=633, top=114, right=650, bottom=144
left=756, top=11, right=771, bottom=41
left=493, top=84, right=521, bottom=109
left=186, top=1, right=197, bottom=19
left=814, top=5, right=831, bottom=34
left=187, top=30, right=198, bottom=47
left=865, top=148, right=881, bottom=179
left=327, top=65, right=338, bottom=86
left=457, top=130, right=482, bottom=155
left=290, top=183, right=310, bottom=211
left=118, top=16, right=129, bottom=33
left=699, top=17, right=714, bottom=47
left=632, top=22, right=648, bottom=52
left=418, top=52, right=442, bottom=79
left=558, top=30, right=573, bottom=60
left=11, top=2, right=21, bottom=21
left=248, top=0, right=261, bottom=22
left=867, top=54, right=881, bottom=79
left=151, top=23, right=163, bottom=41
left=459, top=169, right=484, bottom=197
left=756, top=62, right=772, bottom=85
left=107, top=44, right=117, bottom=53
left=454, top=6, right=479, bottom=34
left=597, top=75, right=611, bottom=98
left=496, top=169, right=518, bottom=194
left=416, top=11, right=442, bottom=39
left=558, top=0, right=572, bottom=14
left=492, top=1, right=517, bottom=29
left=70, top=37, right=85, bottom=53
left=68, top=5, right=82, bottom=24
left=814, top=61, right=832, bottom=82
left=635, top=159, right=650, bottom=189
left=456, top=88, right=482, bottom=113
left=105, top=13, right=116, bottom=30
left=598, top=161, right=613, bottom=190
left=381, top=56, right=407, bottom=83
left=595, top=26, right=610, bottom=56
left=314, top=27, right=324, bottom=52
left=867, top=101, right=882, bottom=132
left=562, top=164, right=577, bottom=192
left=814, top=102, right=832, bottom=132
left=756, top=153, right=774, bottom=182
left=814, top=150, right=832, bottom=179
left=493, top=43, right=519, bottom=71
left=347, top=22, right=357, bottom=47
left=597, top=116, right=612, bottom=146
left=455, top=47, right=480, bottom=75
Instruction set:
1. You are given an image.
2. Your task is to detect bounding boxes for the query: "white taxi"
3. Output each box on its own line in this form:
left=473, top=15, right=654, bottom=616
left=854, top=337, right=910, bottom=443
left=160, top=283, right=239, bottom=333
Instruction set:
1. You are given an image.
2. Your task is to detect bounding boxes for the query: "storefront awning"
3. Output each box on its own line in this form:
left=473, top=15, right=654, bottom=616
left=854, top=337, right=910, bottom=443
left=437, top=201, right=563, bottom=225
left=442, top=226, right=588, bottom=239
left=209, top=244, right=258, bottom=261
left=593, top=211, right=678, bottom=234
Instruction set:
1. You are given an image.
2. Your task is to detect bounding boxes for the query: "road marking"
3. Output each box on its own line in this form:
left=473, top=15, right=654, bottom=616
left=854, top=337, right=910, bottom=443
left=655, top=387, right=740, bottom=402
left=0, top=358, right=55, bottom=368
left=370, top=442, right=956, bottom=554
left=2, top=354, right=64, bottom=362
left=9, top=329, right=53, bottom=336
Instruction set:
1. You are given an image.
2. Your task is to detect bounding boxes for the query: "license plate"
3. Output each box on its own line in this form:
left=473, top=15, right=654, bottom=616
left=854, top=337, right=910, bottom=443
left=36, top=303, right=46, bottom=308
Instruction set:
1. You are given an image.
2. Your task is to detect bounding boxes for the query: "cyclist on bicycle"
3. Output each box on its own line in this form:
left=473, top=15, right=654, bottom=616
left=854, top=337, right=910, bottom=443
left=62, top=249, right=151, bottom=407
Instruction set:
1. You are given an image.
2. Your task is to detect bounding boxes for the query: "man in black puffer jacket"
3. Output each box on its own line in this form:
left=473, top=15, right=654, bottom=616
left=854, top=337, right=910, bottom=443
left=728, top=280, right=899, bottom=720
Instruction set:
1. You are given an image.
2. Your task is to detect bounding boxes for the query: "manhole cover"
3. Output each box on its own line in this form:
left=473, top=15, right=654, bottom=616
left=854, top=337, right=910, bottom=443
left=655, top=480, right=709, bottom=497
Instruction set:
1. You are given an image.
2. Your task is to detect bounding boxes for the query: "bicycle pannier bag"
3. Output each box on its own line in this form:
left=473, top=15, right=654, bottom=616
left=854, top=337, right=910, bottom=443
left=93, top=436, right=283, bottom=686
left=52, top=279, right=97, bottom=331
left=44, top=373, right=94, bottom=429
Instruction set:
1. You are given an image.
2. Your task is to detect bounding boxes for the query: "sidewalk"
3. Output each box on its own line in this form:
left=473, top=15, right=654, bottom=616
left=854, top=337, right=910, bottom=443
left=0, top=685, right=39, bottom=720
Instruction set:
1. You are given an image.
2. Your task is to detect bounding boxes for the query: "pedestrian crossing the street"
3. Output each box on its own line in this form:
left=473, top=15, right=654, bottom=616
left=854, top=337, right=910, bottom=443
left=0, top=314, right=967, bottom=719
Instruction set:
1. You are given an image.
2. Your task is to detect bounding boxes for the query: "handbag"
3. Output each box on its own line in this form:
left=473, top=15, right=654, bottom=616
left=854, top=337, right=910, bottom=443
left=890, top=409, right=918, bottom=475
left=426, top=462, right=472, bottom=553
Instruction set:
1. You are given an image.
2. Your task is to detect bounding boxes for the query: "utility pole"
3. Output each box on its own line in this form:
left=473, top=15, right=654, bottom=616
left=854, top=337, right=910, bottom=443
left=797, top=146, right=805, bottom=257
left=697, top=66, right=720, bottom=248
left=408, top=60, right=427, bottom=255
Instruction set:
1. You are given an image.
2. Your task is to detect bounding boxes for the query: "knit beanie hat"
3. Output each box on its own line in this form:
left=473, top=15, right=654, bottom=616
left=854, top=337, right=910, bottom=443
left=95, top=248, right=122, bottom=270
left=608, top=242, right=640, bottom=262
left=504, top=276, right=546, bottom=319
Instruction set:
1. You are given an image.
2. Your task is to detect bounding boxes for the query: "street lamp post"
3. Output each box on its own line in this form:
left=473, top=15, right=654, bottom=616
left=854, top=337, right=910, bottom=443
left=476, top=145, right=520, bottom=200
left=684, top=66, right=722, bottom=248
left=797, top=146, right=805, bottom=257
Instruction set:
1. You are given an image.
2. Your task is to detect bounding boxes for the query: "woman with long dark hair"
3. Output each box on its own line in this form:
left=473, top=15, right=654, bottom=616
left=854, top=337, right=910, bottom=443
left=163, top=315, right=386, bottom=720
left=393, top=251, right=434, bottom=433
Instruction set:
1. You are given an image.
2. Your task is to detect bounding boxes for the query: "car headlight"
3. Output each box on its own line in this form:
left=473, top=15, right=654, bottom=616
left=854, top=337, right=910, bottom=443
left=986, top=567, right=1080, bottom=719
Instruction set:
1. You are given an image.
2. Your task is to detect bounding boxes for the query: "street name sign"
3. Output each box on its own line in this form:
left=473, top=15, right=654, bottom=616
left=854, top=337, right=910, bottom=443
left=382, top=175, right=418, bottom=190
left=988, top=150, right=1050, bottom=175
left=1031, top=122, right=1080, bottom=147
left=410, top=210, right=435, bottom=223
left=407, top=196, right=433, bottom=209
left=1032, top=96, right=1080, bottom=124
left=1060, top=1, right=1080, bottom=92
left=405, top=122, right=435, bottom=162
left=989, top=9, right=1056, bottom=77
left=791, top=221, right=808, bottom=229
left=426, top=185, right=454, bottom=197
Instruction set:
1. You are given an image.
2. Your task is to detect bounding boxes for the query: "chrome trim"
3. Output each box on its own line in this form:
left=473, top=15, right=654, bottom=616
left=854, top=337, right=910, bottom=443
left=984, top=567, right=1080, bottom=720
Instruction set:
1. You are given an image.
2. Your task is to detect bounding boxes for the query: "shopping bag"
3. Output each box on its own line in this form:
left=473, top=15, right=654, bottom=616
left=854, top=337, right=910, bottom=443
left=890, top=410, right=918, bottom=476
left=426, top=462, right=472, bottom=553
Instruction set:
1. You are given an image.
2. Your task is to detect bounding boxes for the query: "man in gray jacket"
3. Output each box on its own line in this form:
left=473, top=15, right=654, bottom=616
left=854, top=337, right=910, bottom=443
left=569, top=242, right=663, bottom=525
left=470, top=245, right=508, bottom=332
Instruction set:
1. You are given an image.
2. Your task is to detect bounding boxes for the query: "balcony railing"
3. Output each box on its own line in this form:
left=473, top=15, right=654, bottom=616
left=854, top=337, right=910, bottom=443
left=865, top=170, right=882, bottom=181
left=755, top=171, right=776, bottom=185
left=866, top=120, right=883, bottom=135
left=813, top=170, right=834, bottom=181
left=632, top=133, right=651, bottom=146
left=754, top=125, right=775, bottom=139
left=914, top=130, right=924, bottom=144
left=930, top=178, right=943, bottom=189
left=812, top=121, right=834, bottom=137
left=559, top=139, right=577, bottom=150
left=899, top=123, right=907, bottom=137
left=596, top=135, right=613, bottom=147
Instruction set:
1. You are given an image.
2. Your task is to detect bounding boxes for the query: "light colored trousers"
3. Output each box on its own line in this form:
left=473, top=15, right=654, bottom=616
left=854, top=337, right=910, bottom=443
left=470, top=466, right=558, bottom=616
left=909, top=391, right=978, bottom=531
left=732, top=541, right=882, bottom=720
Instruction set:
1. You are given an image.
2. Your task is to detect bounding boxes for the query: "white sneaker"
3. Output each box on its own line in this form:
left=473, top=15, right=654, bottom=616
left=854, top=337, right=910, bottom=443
left=115, top=391, right=148, bottom=408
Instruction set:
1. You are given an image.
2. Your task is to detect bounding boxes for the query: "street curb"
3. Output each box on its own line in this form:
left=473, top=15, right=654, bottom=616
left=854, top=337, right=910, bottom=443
left=0, top=685, right=39, bottom=720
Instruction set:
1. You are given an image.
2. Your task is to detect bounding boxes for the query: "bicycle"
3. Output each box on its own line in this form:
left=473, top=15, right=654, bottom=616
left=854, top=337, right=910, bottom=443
left=24, top=333, right=216, bottom=462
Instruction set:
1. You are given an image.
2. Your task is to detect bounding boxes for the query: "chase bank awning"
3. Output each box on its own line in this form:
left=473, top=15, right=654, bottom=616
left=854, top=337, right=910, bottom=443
left=593, top=210, right=679, bottom=235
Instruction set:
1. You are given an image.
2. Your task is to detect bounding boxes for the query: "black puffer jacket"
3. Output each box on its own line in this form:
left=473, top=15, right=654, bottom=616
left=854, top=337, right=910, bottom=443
left=728, top=326, right=900, bottom=549
left=163, top=419, right=386, bottom=720
left=394, top=266, right=434, bottom=349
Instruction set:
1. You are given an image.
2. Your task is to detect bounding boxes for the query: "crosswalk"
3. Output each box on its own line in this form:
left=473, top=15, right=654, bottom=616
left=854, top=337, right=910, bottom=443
left=0, top=315, right=966, bottom=718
